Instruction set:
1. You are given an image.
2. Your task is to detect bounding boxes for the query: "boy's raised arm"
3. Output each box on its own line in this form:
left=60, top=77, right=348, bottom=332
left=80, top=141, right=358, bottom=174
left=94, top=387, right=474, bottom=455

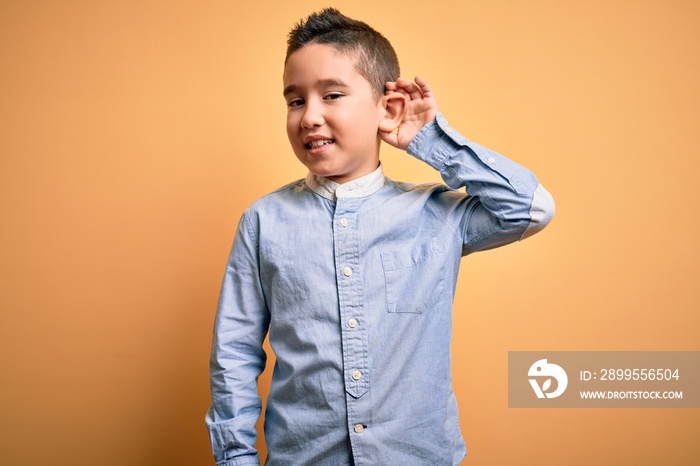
left=384, top=76, right=555, bottom=253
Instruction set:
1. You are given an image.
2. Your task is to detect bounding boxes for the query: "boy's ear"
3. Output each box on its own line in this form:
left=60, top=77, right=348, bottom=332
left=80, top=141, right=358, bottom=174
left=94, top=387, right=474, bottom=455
left=378, top=91, right=407, bottom=133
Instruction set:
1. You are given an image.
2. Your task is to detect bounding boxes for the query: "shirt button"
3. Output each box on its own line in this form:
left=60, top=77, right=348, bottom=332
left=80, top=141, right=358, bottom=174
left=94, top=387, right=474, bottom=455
left=342, top=266, right=352, bottom=277
left=487, top=157, right=496, bottom=164
left=354, top=424, right=364, bottom=434
left=347, top=318, right=357, bottom=328
left=339, top=218, right=349, bottom=227
left=352, top=370, right=362, bottom=380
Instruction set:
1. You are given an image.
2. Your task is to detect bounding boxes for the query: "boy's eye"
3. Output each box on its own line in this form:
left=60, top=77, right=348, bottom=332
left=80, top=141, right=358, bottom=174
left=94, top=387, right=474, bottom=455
left=324, top=93, right=343, bottom=101
left=287, top=98, right=304, bottom=108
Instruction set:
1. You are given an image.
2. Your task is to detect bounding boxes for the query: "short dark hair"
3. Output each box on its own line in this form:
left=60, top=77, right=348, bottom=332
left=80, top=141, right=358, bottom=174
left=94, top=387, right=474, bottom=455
left=285, top=8, right=400, bottom=100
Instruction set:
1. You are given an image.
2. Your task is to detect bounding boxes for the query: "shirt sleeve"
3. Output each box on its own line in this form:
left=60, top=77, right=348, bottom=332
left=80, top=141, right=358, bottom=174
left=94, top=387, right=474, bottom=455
left=406, top=113, right=555, bottom=254
left=205, top=209, right=270, bottom=466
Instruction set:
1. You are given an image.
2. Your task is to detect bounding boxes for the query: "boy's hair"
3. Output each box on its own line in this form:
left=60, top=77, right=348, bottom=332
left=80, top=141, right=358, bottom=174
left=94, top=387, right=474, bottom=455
left=285, top=8, right=400, bottom=100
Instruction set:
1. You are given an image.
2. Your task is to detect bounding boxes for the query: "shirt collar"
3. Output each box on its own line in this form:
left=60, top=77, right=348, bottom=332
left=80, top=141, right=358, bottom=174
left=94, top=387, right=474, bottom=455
left=305, top=164, right=385, bottom=201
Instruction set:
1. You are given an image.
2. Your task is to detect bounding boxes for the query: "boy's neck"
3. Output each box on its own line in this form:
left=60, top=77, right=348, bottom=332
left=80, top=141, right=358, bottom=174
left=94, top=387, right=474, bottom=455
left=306, top=164, right=385, bottom=201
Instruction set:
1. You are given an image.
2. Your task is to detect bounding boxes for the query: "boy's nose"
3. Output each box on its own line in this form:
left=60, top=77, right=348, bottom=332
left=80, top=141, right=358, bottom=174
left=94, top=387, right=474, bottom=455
left=300, top=102, right=324, bottom=128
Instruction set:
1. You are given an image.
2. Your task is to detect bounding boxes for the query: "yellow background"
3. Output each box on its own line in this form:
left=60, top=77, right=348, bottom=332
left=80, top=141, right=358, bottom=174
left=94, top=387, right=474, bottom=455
left=1, top=1, right=698, bottom=465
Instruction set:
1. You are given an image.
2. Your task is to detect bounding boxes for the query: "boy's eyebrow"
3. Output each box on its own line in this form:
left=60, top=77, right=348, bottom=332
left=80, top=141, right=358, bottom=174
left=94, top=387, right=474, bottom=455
left=283, top=79, right=350, bottom=97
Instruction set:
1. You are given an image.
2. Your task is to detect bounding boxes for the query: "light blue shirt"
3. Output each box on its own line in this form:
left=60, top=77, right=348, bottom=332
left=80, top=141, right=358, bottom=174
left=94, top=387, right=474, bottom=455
left=206, top=114, right=555, bottom=465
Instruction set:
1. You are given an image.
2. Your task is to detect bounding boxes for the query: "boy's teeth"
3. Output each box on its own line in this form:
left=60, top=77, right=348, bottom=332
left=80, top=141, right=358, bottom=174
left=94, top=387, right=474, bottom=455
left=308, top=139, right=333, bottom=149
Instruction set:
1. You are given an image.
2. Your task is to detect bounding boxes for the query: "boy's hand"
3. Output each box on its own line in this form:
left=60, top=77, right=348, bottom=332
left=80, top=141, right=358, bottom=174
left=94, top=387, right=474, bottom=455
left=380, top=76, right=439, bottom=150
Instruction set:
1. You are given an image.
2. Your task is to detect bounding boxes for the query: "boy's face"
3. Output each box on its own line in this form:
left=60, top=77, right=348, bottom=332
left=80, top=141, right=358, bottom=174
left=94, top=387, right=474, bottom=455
left=283, top=43, right=385, bottom=184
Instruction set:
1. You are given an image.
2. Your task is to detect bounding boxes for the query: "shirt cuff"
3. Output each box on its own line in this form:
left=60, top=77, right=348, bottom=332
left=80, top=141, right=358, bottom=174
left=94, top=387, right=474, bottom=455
left=217, top=455, right=260, bottom=466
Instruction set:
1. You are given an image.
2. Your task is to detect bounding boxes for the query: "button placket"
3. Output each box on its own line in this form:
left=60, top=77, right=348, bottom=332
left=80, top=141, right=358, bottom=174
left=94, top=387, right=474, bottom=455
left=332, top=201, right=369, bottom=401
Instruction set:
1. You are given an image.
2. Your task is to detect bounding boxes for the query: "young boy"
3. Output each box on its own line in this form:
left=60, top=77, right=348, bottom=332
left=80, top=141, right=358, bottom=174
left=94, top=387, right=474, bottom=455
left=206, top=8, right=554, bottom=466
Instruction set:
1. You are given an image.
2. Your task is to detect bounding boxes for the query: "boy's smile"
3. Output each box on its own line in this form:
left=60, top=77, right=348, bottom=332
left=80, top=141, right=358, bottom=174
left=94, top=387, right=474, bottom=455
left=283, top=43, right=386, bottom=184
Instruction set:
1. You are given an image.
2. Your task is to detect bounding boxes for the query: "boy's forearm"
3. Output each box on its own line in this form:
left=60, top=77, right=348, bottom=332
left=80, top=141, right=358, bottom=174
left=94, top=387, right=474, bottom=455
left=407, top=113, right=555, bottom=250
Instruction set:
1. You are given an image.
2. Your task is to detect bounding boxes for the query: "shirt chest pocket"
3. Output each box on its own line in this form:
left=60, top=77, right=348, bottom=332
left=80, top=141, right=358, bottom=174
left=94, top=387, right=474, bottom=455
left=380, top=236, right=447, bottom=314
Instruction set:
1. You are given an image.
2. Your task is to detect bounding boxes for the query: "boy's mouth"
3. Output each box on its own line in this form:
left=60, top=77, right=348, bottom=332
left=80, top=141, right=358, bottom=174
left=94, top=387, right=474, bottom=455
left=305, top=139, right=334, bottom=149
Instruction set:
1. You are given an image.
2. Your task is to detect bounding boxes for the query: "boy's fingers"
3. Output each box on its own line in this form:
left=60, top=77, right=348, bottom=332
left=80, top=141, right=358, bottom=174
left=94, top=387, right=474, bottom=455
left=387, top=81, right=413, bottom=101
left=404, top=82, right=423, bottom=100
left=379, top=129, right=399, bottom=148
left=394, top=76, right=430, bottom=101
left=414, top=76, right=434, bottom=98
